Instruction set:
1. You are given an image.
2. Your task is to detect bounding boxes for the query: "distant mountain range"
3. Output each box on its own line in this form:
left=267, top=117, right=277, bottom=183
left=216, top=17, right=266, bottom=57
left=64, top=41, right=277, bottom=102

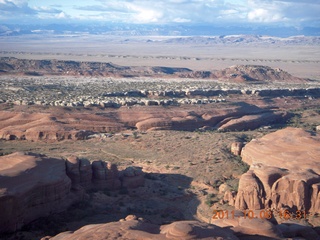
left=0, top=23, right=319, bottom=38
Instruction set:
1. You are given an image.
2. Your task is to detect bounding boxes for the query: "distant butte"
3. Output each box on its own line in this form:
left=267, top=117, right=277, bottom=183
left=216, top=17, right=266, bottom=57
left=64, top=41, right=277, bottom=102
left=0, top=57, right=308, bottom=83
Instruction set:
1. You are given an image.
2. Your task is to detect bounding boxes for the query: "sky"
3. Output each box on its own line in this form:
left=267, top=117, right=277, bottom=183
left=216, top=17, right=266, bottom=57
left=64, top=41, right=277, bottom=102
left=0, top=0, right=320, bottom=29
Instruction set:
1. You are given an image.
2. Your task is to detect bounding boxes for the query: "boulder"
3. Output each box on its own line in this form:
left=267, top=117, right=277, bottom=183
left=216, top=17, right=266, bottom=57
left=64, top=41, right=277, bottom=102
left=121, top=166, right=145, bottom=188
left=231, top=142, right=244, bottom=156
left=234, top=170, right=265, bottom=210
left=223, top=190, right=237, bottom=206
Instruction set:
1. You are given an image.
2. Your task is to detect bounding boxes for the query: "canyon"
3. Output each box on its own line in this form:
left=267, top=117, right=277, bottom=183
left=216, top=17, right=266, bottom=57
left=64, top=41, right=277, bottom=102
left=0, top=37, right=319, bottom=239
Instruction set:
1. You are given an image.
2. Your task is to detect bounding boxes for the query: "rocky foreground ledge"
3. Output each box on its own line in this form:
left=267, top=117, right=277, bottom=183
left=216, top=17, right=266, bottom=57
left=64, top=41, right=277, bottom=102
left=0, top=152, right=144, bottom=233
left=1, top=128, right=320, bottom=239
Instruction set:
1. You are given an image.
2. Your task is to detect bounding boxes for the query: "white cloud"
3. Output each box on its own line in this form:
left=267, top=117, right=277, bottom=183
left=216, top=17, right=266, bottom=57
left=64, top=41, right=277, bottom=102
left=33, top=6, right=62, bottom=14
left=126, top=3, right=163, bottom=23
left=245, top=0, right=320, bottom=26
left=248, top=8, right=284, bottom=22
left=55, top=11, right=69, bottom=19
left=173, top=17, right=191, bottom=23
left=0, top=0, right=319, bottom=28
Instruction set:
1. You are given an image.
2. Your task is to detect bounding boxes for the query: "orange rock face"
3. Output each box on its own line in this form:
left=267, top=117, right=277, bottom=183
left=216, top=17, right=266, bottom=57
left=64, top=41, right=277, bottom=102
left=0, top=152, right=144, bottom=233
left=0, top=152, right=75, bottom=233
left=44, top=218, right=239, bottom=240
left=230, top=142, right=244, bottom=156
left=235, top=128, right=320, bottom=214
left=0, top=103, right=290, bottom=141
left=0, top=111, right=124, bottom=141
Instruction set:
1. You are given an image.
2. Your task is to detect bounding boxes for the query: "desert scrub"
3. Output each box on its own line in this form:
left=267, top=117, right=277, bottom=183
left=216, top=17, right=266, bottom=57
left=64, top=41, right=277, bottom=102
left=235, top=133, right=253, bottom=143
left=289, top=113, right=302, bottom=128
left=132, top=131, right=139, bottom=139
left=225, top=178, right=239, bottom=192
left=220, top=144, right=250, bottom=174
left=205, top=193, right=216, bottom=207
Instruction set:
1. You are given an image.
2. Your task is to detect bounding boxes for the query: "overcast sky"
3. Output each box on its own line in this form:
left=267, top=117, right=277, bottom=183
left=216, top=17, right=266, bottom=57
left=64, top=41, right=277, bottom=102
left=1, top=0, right=320, bottom=28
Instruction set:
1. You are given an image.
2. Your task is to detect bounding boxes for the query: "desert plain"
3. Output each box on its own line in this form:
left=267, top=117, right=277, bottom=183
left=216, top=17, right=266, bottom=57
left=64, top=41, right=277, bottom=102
left=0, top=34, right=320, bottom=240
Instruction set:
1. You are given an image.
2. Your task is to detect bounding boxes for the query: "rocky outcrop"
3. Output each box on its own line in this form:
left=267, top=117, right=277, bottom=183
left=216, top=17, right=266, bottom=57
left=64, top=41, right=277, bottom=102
left=0, top=152, right=75, bottom=233
left=0, top=103, right=290, bottom=140
left=44, top=216, right=239, bottom=240
left=213, top=65, right=305, bottom=83
left=121, top=166, right=144, bottom=188
left=234, top=170, right=265, bottom=210
left=0, top=58, right=307, bottom=83
left=134, top=103, right=289, bottom=132
left=230, top=142, right=244, bottom=156
left=233, top=128, right=320, bottom=214
left=217, top=112, right=289, bottom=131
left=0, top=152, right=144, bottom=233
left=211, top=212, right=283, bottom=239
left=92, top=160, right=121, bottom=189
left=65, top=156, right=92, bottom=189
left=0, top=111, right=125, bottom=141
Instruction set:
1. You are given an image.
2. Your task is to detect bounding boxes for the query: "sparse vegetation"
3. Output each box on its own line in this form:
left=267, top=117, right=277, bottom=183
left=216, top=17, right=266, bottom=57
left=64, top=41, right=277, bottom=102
left=205, top=193, right=216, bottom=207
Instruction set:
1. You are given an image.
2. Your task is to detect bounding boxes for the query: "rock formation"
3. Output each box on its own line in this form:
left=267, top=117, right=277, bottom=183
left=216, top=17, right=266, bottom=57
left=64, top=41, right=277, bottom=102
left=0, top=103, right=290, bottom=140
left=0, top=110, right=125, bottom=141
left=211, top=211, right=283, bottom=239
left=0, top=152, right=75, bottom=233
left=0, top=152, right=144, bottom=233
left=233, top=128, right=320, bottom=214
left=230, top=142, right=244, bottom=156
left=213, top=65, right=305, bottom=83
left=121, top=166, right=145, bottom=188
left=43, top=216, right=239, bottom=240
left=0, top=57, right=307, bottom=83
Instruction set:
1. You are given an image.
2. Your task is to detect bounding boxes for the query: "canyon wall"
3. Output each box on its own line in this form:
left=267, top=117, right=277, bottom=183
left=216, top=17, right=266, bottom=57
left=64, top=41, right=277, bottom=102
left=229, top=128, right=320, bottom=214
left=0, top=152, right=144, bottom=233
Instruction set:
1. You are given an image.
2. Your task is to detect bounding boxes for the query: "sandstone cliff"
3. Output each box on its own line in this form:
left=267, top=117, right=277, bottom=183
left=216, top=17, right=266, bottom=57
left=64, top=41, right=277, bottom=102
left=0, top=152, right=144, bottom=233
left=232, top=128, right=320, bottom=214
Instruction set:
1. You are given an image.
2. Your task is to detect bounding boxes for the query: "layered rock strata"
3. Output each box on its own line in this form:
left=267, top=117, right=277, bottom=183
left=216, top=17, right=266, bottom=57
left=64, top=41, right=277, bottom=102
left=0, top=152, right=144, bottom=233
left=0, top=58, right=307, bottom=83
left=0, top=152, right=74, bottom=233
left=0, top=103, right=290, bottom=140
left=232, top=128, right=320, bottom=214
